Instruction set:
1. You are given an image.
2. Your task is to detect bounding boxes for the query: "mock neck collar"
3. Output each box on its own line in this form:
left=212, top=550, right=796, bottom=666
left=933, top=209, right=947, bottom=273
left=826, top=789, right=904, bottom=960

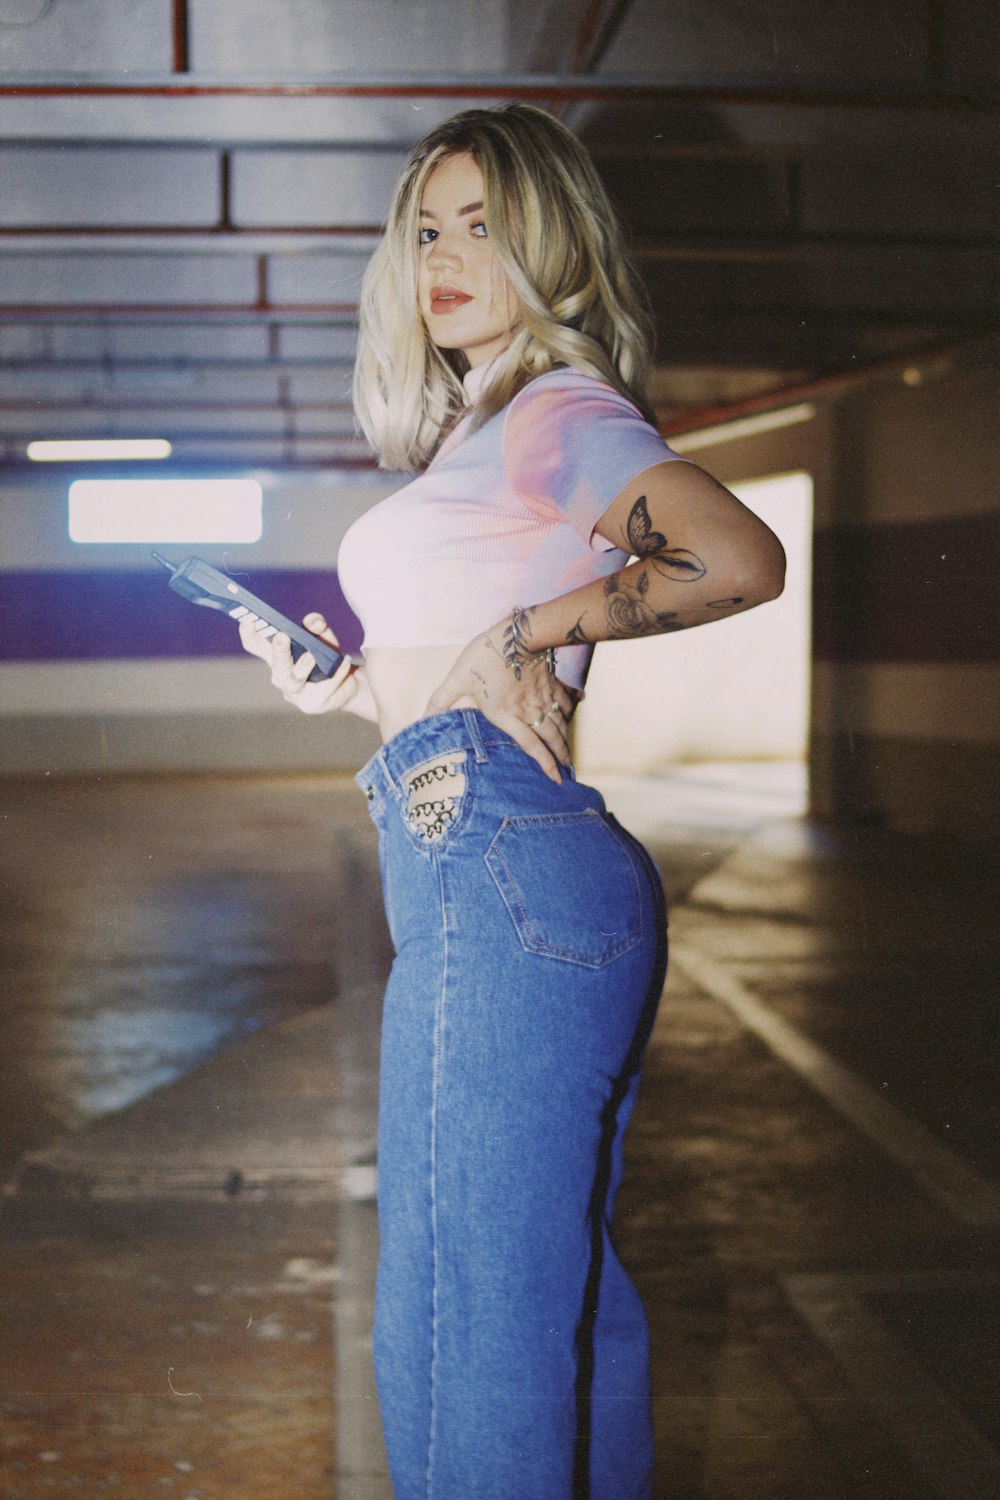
left=462, top=351, right=506, bottom=404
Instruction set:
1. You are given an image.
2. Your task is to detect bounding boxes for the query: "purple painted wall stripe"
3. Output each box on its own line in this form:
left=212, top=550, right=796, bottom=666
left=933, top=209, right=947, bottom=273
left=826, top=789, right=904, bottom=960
left=0, top=569, right=364, bottom=662
left=5, top=508, right=997, bottom=667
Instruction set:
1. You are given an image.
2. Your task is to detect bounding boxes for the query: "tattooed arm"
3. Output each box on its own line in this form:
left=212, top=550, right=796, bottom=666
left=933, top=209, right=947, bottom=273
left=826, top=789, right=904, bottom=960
left=558, top=459, right=785, bottom=646
left=427, top=459, right=784, bottom=780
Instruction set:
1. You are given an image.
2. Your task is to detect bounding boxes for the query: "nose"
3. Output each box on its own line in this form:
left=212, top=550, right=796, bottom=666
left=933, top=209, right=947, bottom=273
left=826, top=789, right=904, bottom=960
left=427, top=230, right=461, bottom=270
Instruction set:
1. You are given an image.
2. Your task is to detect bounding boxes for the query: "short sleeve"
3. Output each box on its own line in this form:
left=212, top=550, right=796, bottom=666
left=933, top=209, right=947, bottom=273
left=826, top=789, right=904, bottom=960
left=503, top=370, right=682, bottom=551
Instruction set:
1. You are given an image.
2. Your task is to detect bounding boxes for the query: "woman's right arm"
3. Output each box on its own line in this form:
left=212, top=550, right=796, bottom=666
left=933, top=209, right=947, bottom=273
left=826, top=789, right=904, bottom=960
left=239, top=611, right=379, bottom=721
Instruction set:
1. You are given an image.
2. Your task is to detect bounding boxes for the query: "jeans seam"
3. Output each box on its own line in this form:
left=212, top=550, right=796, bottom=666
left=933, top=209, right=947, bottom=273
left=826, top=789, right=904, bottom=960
left=425, top=858, right=448, bottom=1495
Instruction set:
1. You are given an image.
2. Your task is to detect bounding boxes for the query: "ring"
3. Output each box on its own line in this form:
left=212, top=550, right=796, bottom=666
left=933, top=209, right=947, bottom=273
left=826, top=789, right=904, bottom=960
left=546, top=703, right=561, bottom=718
left=530, top=714, right=546, bottom=729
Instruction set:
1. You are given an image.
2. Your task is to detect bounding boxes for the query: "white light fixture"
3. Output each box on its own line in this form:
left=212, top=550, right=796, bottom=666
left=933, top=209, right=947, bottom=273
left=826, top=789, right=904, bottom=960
left=28, top=438, right=172, bottom=462
left=69, top=478, right=263, bottom=544
left=669, top=403, right=817, bottom=454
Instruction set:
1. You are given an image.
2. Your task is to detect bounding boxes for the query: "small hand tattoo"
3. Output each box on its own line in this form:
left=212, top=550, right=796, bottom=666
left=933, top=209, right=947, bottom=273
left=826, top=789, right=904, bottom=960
left=565, top=617, right=590, bottom=646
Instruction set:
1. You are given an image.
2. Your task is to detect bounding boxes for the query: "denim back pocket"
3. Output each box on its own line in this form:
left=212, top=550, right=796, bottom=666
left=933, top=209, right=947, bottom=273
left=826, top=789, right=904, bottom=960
left=485, top=809, right=642, bottom=968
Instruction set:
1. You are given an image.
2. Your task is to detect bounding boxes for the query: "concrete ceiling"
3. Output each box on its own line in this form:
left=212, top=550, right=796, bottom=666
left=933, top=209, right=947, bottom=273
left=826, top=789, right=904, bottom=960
left=0, top=0, right=997, bottom=469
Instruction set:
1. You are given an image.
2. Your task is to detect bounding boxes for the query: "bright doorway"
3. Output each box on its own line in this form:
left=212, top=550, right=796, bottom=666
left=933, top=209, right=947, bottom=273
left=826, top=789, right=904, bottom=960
left=575, top=470, right=813, bottom=810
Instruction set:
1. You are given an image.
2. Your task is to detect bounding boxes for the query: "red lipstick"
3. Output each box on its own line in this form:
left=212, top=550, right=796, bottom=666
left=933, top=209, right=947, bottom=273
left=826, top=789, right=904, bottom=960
left=429, top=284, right=472, bottom=315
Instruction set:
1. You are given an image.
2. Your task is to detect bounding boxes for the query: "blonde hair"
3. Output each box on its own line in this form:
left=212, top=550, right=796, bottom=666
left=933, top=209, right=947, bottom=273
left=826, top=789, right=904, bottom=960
left=353, top=103, right=654, bottom=472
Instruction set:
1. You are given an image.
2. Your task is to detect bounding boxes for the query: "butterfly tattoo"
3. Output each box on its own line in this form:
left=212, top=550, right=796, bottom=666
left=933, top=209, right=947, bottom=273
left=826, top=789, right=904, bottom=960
left=625, top=496, right=707, bottom=583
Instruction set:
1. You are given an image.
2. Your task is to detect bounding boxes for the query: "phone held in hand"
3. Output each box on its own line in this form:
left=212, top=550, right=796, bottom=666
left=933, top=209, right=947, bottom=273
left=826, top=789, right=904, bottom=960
left=152, top=552, right=344, bottom=682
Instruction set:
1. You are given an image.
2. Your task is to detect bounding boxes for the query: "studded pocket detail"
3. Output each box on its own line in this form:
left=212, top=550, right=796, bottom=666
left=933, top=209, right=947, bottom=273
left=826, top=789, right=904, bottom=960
left=403, top=752, right=468, bottom=846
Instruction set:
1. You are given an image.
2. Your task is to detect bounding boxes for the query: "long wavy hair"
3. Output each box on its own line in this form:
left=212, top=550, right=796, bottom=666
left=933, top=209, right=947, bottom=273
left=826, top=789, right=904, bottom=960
left=353, top=103, right=654, bottom=472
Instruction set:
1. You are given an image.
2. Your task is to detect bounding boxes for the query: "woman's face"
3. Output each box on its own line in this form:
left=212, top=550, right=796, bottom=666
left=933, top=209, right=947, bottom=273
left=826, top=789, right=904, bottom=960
left=416, top=152, right=519, bottom=369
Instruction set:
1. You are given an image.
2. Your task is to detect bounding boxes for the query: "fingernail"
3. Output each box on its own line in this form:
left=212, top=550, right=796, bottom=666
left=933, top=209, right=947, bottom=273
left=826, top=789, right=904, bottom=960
left=305, top=613, right=324, bottom=628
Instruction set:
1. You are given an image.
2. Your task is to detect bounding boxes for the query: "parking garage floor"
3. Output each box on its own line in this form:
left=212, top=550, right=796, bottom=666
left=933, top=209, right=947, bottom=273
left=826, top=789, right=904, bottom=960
left=1, top=768, right=998, bottom=1500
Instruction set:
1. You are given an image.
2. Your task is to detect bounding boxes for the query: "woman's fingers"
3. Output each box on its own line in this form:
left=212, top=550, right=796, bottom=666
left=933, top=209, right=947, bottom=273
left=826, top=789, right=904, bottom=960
left=303, top=612, right=341, bottom=649
left=502, top=692, right=573, bottom=784
left=279, top=641, right=358, bottom=713
left=538, top=706, right=572, bottom=764
left=239, top=608, right=355, bottom=716
left=552, top=678, right=577, bottom=717
left=529, top=705, right=572, bottom=772
left=500, top=712, right=564, bottom=784
left=238, top=613, right=275, bottom=661
left=269, top=632, right=322, bottom=698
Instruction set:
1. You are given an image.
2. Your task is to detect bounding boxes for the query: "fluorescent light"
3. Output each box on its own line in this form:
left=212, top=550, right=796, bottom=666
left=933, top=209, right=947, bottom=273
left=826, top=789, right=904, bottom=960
left=669, top=403, right=817, bottom=453
left=69, top=478, right=263, bottom=544
left=28, top=438, right=172, bottom=462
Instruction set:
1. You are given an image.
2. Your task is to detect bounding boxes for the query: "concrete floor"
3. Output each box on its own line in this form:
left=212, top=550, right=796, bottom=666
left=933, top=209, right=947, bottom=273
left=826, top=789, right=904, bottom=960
left=1, top=768, right=998, bottom=1499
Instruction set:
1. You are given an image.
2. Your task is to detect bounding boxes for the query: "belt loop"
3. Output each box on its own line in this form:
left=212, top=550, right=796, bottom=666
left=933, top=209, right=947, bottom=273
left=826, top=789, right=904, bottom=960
left=370, top=746, right=393, bottom=801
left=463, top=709, right=489, bottom=764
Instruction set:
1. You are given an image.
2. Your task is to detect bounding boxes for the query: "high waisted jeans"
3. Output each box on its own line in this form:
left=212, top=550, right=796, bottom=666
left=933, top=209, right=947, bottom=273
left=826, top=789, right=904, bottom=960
left=357, top=710, right=668, bottom=1500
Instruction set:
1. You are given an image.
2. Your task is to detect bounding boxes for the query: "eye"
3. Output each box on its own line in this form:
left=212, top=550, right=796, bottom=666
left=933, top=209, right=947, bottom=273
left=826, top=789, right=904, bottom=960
left=418, top=227, right=437, bottom=246
left=470, top=221, right=488, bottom=238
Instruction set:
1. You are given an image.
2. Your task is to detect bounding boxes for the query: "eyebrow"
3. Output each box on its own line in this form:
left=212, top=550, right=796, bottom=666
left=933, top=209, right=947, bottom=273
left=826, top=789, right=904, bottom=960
left=419, top=199, right=484, bottom=219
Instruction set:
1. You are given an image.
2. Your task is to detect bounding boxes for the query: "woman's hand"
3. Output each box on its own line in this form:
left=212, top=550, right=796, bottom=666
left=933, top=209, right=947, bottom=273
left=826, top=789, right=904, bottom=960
left=239, top=611, right=365, bottom=716
left=426, top=616, right=579, bottom=783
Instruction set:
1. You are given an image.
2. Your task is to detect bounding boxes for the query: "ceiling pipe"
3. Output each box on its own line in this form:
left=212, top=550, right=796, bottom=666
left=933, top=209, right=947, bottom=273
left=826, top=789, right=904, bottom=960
left=171, top=0, right=190, bottom=75
left=549, top=0, right=636, bottom=120
left=657, top=332, right=995, bottom=436
left=0, top=302, right=359, bottom=317
left=0, top=224, right=384, bottom=239
left=2, top=75, right=994, bottom=111
left=0, top=399, right=357, bottom=413
left=1, top=227, right=991, bottom=261
left=566, top=0, right=635, bottom=75
left=6, top=339, right=992, bottom=435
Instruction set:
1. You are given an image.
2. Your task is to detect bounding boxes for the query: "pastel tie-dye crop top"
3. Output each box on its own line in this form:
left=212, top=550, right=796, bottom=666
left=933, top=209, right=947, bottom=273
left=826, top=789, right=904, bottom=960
left=336, top=361, right=683, bottom=689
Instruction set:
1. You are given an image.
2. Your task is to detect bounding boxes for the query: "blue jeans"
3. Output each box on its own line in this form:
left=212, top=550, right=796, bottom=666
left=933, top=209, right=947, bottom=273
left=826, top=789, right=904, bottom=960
left=357, top=710, right=667, bottom=1500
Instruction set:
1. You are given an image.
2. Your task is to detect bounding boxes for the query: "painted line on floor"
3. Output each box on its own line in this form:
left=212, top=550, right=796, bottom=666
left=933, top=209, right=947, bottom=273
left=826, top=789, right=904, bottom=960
left=671, top=940, right=1000, bottom=1227
left=6, top=1161, right=347, bottom=1203
left=784, top=1271, right=1000, bottom=1498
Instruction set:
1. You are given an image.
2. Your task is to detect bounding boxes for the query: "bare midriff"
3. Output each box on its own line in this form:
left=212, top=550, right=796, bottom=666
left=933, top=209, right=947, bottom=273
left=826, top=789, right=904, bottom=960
left=363, top=644, right=479, bottom=743
left=364, top=643, right=578, bottom=743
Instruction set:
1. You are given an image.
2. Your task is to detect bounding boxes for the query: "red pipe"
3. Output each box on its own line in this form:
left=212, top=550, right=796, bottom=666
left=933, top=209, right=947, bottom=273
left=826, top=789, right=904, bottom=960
left=0, top=400, right=357, bottom=413
left=0, top=302, right=359, bottom=317
left=657, top=333, right=994, bottom=436
left=171, top=0, right=190, bottom=75
left=1, top=79, right=992, bottom=111
left=0, top=224, right=384, bottom=238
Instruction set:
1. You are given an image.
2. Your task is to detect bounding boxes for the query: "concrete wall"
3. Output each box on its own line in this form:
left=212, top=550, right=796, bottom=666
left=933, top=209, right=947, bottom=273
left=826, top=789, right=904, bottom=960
left=811, top=349, right=1000, bottom=839
left=0, top=468, right=386, bottom=775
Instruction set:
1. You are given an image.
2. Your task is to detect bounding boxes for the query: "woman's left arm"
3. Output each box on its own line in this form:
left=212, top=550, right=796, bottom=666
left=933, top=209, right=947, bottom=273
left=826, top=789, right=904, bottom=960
left=549, top=459, right=785, bottom=643
left=428, top=460, right=786, bottom=779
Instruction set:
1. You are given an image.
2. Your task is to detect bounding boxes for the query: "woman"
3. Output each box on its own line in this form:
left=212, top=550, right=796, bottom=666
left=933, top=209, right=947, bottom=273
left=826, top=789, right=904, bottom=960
left=241, top=104, right=784, bottom=1500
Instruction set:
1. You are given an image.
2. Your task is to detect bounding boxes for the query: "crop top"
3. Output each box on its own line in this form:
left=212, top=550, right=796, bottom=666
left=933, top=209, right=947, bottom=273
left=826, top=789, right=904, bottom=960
left=336, top=359, right=684, bottom=689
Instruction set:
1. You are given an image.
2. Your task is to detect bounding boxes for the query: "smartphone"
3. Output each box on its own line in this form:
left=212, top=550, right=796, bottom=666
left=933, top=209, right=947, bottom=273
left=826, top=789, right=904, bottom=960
left=152, top=552, right=344, bottom=682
